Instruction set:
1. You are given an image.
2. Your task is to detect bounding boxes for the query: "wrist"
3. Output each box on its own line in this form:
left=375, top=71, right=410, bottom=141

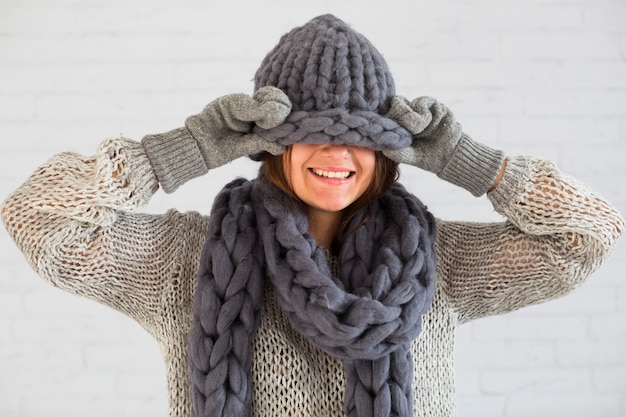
left=489, top=159, right=508, bottom=192
left=141, top=127, right=208, bottom=193
left=123, top=139, right=160, bottom=201
left=438, top=134, right=505, bottom=197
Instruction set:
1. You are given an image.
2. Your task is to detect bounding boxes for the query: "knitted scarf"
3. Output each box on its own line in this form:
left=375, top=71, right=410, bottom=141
left=189, top=172, right=437, bottom=417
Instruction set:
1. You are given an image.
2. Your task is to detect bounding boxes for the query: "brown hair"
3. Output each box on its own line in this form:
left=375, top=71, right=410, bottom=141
left=261, top=148, right=400, bottom=252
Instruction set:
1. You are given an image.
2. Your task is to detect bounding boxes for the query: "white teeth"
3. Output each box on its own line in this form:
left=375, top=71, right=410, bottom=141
left=311, top=168, right=351, bottom=179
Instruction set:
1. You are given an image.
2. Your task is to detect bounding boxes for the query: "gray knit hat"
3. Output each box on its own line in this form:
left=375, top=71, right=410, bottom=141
left=252, top=14, right=412, bottom=151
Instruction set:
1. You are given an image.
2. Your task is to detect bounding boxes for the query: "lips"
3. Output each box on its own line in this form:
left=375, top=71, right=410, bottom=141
left=310, top=168, right=355, bottom=179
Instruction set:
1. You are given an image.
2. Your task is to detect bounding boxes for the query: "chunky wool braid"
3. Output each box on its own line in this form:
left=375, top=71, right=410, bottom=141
left=252, top=14, right=413, bottom=151
left=190, top=172, right=437, bottom=417
left=253, top=108, right=412, bottom=151
left=337, top=184, right=438, bottom=417
left=254, top=16, right=395, bottom=114
left=189, top=178, right=264, bottom=416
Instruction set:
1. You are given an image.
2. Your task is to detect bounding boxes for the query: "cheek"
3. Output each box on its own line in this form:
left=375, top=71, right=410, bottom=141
left=358, top=150, right=377, bottom=186
left=283, top=149, right=308, bottom=198
left=283, top=151, right=298, bottom=184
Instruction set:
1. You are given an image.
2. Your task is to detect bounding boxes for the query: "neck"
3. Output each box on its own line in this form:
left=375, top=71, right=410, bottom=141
left=307, top=209, right=342, bottom=250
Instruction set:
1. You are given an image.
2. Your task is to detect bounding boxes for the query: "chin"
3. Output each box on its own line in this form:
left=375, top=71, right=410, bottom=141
left=320, top=201, right=353, bottom=212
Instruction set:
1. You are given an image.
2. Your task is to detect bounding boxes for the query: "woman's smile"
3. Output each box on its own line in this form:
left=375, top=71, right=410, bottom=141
left=286, top=143, right=376, bottom=216
left=309, top=167, right=355, bottom=180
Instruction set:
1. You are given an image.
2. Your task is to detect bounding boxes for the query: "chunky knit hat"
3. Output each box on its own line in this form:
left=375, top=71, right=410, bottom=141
left=253, top=14, right=412, bottom=150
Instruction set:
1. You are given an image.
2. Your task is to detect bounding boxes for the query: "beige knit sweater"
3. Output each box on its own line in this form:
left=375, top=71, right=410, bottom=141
left=2, top=136, right=623, bottom=417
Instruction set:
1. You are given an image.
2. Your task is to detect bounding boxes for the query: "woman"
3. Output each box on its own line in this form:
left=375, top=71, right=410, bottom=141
left=2, top=14, right=623, bottom=417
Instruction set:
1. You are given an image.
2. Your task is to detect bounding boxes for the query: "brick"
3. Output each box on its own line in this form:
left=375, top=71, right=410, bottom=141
left=583, top=2, right=626, bottom=32
left=458, top=3, right=586, bottom=31
left=500, top=33, right=622, bottom=60
left=0, top=397, right=18, bottom=417
left=480, top=368, right=592, bottom=394
left=116, top=371, right=168, bottom=399
left=456, top=340, right=557, bottom=368
left=436, top=90, right=527, bottom=117
left=0, top=91, right=37, bottom=119
left=0, top=343, right=83, bottom=372
left=84, top=343, right=163, bottom=372
left=0, top=7, right=82, bottom=35
left=0, top=260, right=40, bottom=292
left=10, top=315, right=123, bottom=343
left=555, top=340, right=626, bottom=366
left=175, top=62, right=259, bottom=93
left=558, top=146, right=626, bottom=182
left=590, top=312, right=626, bottom=341
left=15, top=369, right=117, bottom=398
left=619, top=288, right=626, bottom=312
left=21, top=397, right=166, bottom=417
left=506, top=392, right=623, bottom=417
left=426, top=61, right=511, bottom=89
left=0, top=64, right=177, bottom=94
left=384, top=32, right=500, bottom=62
left=33, top=93, right=158, bottom=122
left=523, top=90, right=626, bottom=117
left=456, top=395, right=506, bottom=417
left=550, top=62, right=626, bottom=89
left=455, top=369, right=482, bottom=395
left=499, top=116, right=623, bottom=146
left=0, top=293, right=22, bottom=316
left=470, top=315, right=589, bottom=341
left=571, top=261, right=626, bottom=288
left=593, top=366, right=626, bottom=393
left=23, top=287, right=117, bottom=316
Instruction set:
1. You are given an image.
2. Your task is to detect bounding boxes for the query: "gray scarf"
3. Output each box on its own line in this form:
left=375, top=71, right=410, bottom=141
left=189, top=171, right=437, bottom=417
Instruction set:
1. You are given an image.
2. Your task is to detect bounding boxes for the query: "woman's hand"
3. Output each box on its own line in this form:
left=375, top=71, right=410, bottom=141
left=141, top=86, right=292, bottom=193
left=185, top=86, right=292, bottom=168
left=384, top=96, right=463, bottom=174
left=385, top=96, right=505, bottom=196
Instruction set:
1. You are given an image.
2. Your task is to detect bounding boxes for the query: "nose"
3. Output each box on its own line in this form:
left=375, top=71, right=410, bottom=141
left=320, top=144, right=351, bottom=158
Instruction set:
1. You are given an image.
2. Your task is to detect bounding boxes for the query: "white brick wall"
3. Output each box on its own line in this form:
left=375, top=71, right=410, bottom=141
left=1, top=1, right=624, bottom=416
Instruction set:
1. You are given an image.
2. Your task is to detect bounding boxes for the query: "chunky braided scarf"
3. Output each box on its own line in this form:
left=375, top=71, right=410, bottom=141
left=189, top=171, right=437, bottom=417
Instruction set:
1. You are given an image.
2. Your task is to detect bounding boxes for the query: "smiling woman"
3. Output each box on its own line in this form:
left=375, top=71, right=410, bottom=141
left=1, top=12, right=624, bottom=417
left=285, top=144, right=376, bottom=247
left=262, top=144, right=399, bottom=252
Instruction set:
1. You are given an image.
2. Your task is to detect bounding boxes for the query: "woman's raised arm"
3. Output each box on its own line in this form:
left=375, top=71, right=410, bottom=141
left=436, top=155, right=623, bottom=322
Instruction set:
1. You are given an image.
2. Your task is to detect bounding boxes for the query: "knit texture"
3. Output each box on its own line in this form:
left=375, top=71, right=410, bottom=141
left=185, top=16, right=441, bottom=417
left=385, top=96, right=505, bottom=196
left=189, top=173, right=436, bottom=417
left=2, top=137, right=623, bottom=416
left=142, top=87, right=291, bottom=193
left=252, top=14, right=413, bottom=151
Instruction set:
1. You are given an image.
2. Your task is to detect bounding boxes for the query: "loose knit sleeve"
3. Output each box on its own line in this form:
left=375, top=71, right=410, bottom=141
left=1, top=136, right=212, bottom=329
left=1, top=137, right=211, bottom=416
left=437, top=156, right=624, bottom=323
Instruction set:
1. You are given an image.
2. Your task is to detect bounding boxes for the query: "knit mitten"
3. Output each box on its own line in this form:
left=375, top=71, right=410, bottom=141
left=142, top=86, right=292, bottom=193
left=385, top=96, right=505, bottom=196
